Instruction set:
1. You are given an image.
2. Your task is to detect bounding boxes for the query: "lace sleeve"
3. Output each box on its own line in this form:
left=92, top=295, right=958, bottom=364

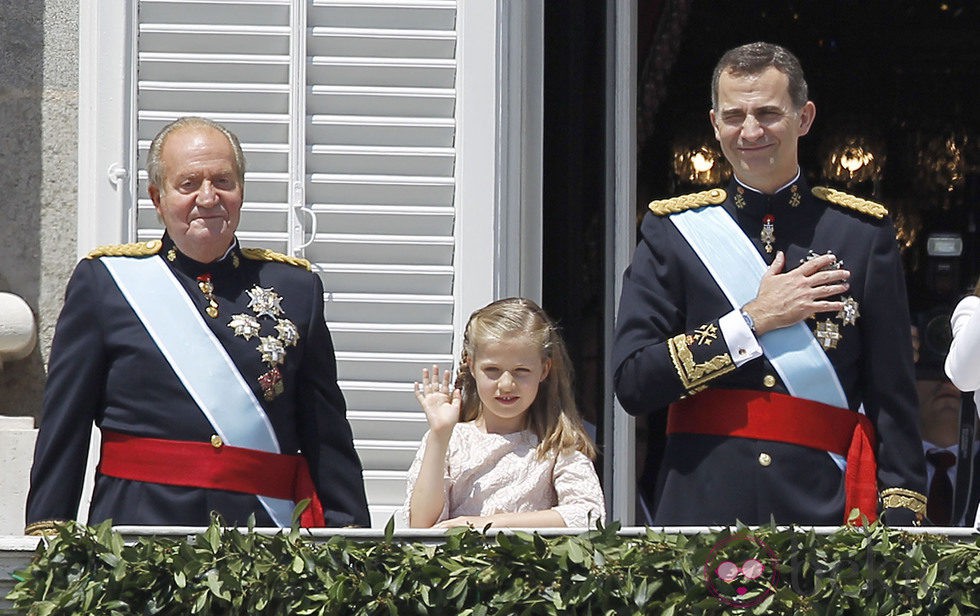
left=396, top=429, right=451, bottom=527
left=551, top=450, right=606, bottom=528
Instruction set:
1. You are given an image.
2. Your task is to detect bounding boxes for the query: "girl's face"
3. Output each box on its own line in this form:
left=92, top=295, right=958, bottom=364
left=469, top=336, right=551, bottom=434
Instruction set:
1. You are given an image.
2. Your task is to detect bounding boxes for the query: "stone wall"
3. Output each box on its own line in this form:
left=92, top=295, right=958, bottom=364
left=0, top=0, right=79, bottom=419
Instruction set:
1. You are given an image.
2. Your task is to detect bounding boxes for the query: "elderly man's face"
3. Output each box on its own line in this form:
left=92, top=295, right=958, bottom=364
left=149, top=126, right=243, bottom=263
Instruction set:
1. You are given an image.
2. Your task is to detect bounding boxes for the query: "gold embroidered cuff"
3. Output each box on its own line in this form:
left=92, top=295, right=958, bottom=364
left=880, top=488, right=927, bottom=518
left=24, top=520, right=63, bottom=536
left=667, top=332, right=734, bottom=391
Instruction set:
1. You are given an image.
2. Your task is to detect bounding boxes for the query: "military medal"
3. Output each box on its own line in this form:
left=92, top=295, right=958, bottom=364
left=802, top=250, right=855, bottom=349
left=230, top=285, right=300, bottom=401
left=761, top=214, right=775, bottom=253
left=228, top=313, right=261, bottom=340
left=196, top=273, right=219, bottom=318
left=802, top=249, right=843, bottom=270
left=838, top=296, right=861, bottom=326
left=258, top=367, right=284, bottom=401
left=815, top=319, right=842, bottom=350
left=247, top=286, right=284, bottom=318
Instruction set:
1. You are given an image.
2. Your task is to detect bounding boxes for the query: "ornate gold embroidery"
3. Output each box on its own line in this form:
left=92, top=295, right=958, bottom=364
left=24, top=520, right=62, bottom=536
left=692, top=324, right=718, bottom=345
left=649, top=188, right=727, bottom=216
left=880, top=487, right=927, bottom=520
left=241, top=247, right=311, bottom=271
left=87, top=240, right=163, bottom=260
left=811, top=186, right=888, bottom=219
left=668, top=333, right=734, bottom=390
left=789, top=183, right=801, bottom=207
left=734, top=186, right=746, bottom=209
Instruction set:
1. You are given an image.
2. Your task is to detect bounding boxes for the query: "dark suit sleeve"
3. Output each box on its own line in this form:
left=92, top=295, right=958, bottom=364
left=612, top=213, right=738, bottom=415
left=26, top=260, right=106, bottom=527
left=295, top=273, right=370, bottom=527
left=858, top=218, right=927, bottom=513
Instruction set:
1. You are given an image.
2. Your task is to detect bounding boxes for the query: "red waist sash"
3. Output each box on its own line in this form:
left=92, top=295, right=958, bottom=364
left=667, top=389, right=877, bottom=525
left=98, top=430, right=325, bottom=527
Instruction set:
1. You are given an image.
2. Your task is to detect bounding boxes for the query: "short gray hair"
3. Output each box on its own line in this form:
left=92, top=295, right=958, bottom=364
left=146, top=116, right=246, bottom=190
left=711, top=42, right=809, bottom=111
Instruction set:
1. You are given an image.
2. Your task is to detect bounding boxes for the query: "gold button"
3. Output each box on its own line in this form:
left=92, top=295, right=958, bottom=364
left=210, top=434, right=223, bottom=449
left=758, top=453, right=772, bottom=467
left=763, top=375, right=776, bottom=388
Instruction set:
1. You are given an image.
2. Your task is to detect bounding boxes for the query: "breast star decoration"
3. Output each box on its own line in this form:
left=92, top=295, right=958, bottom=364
left=802, top=250, right=860, bottom=350
left=229, top=285, right=300, bottom=401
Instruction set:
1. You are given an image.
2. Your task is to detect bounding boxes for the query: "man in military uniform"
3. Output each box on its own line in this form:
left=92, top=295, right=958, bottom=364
left=613, top=42, right=927, bottom=526
left=26, top=117, right=370, bottom=532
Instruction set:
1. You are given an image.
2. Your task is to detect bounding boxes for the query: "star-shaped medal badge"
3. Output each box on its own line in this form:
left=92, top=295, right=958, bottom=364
left=246, top=286, right=284, bottom=319
left=815, top=319, right=842, bottom=350
left=257, top=335, right=287, bottom=365
left=228, top=313, right=262, bottom=340
left=801, top=249, right=843, bottom=270
left=838, top=296, right=861, bottom=326
left=275, top=318, right=300, bottom=347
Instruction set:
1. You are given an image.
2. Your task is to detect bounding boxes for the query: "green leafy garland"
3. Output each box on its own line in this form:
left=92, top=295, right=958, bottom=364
left=6, top=517, right=980, bottom=615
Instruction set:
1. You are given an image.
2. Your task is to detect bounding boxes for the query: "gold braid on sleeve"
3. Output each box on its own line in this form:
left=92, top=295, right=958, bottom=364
left=879, top=487, right=927, bottom=522
left=24, top=520, right=63, bottom=536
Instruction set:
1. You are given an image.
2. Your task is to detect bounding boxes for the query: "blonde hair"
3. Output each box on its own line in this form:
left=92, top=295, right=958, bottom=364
left=454, top=297, right=597, bottom=460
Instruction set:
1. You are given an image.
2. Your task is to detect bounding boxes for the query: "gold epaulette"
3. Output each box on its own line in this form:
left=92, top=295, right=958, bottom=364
left=241, top=247, right=311, bottom=271
left=648, top=188, right=727, bottom=216
left=812, top=186, right=888, bottom=219
left=86, top=240, right=163, bottom=259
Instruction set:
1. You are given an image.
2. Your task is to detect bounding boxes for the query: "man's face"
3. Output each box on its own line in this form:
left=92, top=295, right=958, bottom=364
left=710, top=66, right=815, bottom=193
left=917, top=378, right=962, bottom=426
left=148, top=126, right=243, bottom=263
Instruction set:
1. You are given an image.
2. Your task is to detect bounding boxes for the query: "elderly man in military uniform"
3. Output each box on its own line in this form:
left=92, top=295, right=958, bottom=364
left=26, top=117, right=370, bottom=532
left=613, top=42, right=927, bottom=526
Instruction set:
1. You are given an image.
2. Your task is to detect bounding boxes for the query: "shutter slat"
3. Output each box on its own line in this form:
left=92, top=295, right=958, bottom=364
left=137, top=0, right=459, bottom=522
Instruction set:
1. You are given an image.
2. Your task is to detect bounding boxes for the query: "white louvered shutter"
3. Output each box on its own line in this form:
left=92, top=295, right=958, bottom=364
left=135, top=0, right=459, bottom=526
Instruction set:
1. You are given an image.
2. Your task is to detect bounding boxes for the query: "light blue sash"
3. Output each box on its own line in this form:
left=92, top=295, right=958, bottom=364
left=669, top=205, right=849, bottom=410
left=103, top=255, right=295, bottom=527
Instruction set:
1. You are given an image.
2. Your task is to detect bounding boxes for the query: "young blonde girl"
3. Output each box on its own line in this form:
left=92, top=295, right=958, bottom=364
left=401, top=297, right=605, bottom=528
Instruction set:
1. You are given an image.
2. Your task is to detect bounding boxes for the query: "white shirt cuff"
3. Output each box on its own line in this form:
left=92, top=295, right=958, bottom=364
left=719, top=309, right=763, bottom=366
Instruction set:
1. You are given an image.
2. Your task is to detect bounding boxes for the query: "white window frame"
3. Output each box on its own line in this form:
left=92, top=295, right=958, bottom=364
left=78, top=0, right=137, bottom=260
left=76, top=0, right=560, bottom=524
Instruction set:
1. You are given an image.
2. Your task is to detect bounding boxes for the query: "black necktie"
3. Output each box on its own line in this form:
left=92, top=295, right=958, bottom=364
left=926, top=449, right=956, bottom=526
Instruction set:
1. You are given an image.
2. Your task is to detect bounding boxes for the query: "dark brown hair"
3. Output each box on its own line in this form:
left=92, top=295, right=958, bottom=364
left=711, top=42, right=809, bottom=110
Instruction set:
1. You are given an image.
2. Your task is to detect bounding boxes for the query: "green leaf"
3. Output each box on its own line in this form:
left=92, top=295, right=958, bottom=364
left=292, top=555, right=306, bottom=573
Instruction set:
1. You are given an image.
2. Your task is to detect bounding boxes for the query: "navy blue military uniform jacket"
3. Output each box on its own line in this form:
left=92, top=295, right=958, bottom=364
left=613, top=176, right=927, bottom=526
left=26, top=234, right=370, bottom=530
